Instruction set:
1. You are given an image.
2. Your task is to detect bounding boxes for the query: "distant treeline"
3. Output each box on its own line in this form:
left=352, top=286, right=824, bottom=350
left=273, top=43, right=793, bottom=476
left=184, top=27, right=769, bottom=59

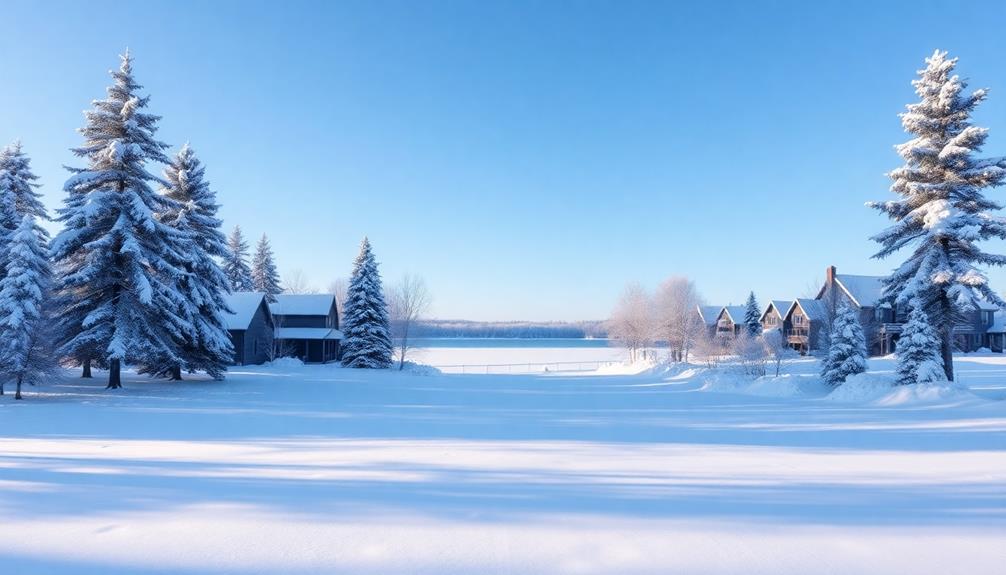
left=413, top=320, right=608, bottom=339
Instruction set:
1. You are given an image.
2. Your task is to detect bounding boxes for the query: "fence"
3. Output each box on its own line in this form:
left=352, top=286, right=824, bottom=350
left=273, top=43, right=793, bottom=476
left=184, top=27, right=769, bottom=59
left=432, top=360, right=618, bottom=375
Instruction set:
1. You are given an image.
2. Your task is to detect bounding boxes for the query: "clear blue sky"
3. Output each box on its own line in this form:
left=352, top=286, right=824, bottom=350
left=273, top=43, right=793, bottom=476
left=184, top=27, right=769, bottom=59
left=3, top=0, right=1006, bottom=321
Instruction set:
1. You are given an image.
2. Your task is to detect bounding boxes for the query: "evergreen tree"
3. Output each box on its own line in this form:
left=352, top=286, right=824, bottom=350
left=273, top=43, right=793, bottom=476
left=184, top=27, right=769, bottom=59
left=0, top=141, right=47, bottom=220
left=341, top=237, right=393, bottom=369
left=223, top=225, right=254, bottom=292
left=51, top=51, right=185, bottom=389
left=820, top=302, right=867, bottom=385
left=0, top=141, right=47, bottom=280
left=0, top=216, right=56, bottom=399
left=144, top=144, right=234, bottom=380
left=870, top=51, right=1006, bottom=381
left=251, top=234, right=282, bottom=301
left=896, top=301, right=946, bottom=385
left=743, top=291, right=761, bottom=336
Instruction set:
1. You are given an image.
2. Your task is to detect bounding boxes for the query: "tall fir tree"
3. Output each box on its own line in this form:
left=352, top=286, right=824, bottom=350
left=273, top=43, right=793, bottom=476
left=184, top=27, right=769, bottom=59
left=870, top=51, right=1006, bottom=382
left=820, top=302, right=867, bottom=385
left=341, top=237, right=393, bottom=369
left=51, top=51, right=187, bottom=389
left=0, top=141, right=47, bottom=280
left=223, top=225, right=254, bottom=292
left=896, top=301, right=946, bottom=385
left=0, top=216, right=56, bottom=399
left=251, top=234, right=282, bottom=301
left=0, top=141, right=47, bottom=220
left=743, top=291, right=761, bottom=336
left=144, top=144, right=234, bottom=380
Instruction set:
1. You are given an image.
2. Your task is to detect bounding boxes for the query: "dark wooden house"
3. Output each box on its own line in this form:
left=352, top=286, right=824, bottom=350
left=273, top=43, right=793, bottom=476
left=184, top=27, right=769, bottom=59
left=696, top=305, right=723, bottom=338
left=759, top=300, right=792, bottom=333
left=223, top=292, right=275, bottom=365
left=270, top=294, right=342, bottom=363
left=714, top=305, right=747, bottom=339
left=815, top=265, right=1000, bottom=355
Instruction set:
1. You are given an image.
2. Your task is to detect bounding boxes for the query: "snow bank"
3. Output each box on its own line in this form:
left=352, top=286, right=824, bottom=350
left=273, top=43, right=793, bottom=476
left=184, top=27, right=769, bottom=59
left=698, top=370, right=829, bottom=398
left=827, top=372, right=981, bottom=405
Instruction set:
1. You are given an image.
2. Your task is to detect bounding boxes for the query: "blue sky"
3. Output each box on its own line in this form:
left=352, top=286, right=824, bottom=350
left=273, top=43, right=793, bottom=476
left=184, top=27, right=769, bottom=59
left=3, top=1, right=1006, bottom=321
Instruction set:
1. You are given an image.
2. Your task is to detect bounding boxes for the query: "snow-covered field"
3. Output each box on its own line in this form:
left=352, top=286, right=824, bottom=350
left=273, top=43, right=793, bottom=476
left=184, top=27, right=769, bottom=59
left=1, top=350, right=1005, bottom=574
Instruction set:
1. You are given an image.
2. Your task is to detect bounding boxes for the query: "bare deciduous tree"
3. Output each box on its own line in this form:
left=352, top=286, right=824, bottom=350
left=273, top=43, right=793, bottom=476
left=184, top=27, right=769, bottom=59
left=762, top=328, right=798, bottom=377
left=283, top=269, right=318, bottom=294
left=328, top=277, right=348, bottom=325
left=387, top=274, right=432, bottom=370
left=654, top=277, right=705, bottom=362
left=608, top=283, right=655, bottom=363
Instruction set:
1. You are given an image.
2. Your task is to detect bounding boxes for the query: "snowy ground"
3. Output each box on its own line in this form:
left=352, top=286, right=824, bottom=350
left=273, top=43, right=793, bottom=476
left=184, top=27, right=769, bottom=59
left=1, top=350, right=1004, bottom=574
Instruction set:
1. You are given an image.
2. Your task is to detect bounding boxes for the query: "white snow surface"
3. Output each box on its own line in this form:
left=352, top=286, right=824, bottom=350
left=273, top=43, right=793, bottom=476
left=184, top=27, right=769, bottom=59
left=1, top=351, right=1004, bottom=574
left=270, top=293, right=336, bottom=316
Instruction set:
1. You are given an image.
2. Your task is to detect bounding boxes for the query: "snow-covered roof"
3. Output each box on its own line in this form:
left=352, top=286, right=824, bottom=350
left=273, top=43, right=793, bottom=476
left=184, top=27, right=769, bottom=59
left=721, top=306, right=747, bottom=324
left=833, top=274, right=886, bottom=308
left=987, top=312, right=1006, bottom=334
left=697, top=306, right=722, bottom=326
left=271, top=294, right=337, bottom=317
left=275, top=327, right=344, bottom=340
left=223, top=292, right=267, bottom=330
left=761, top=300, right=792, bottom=322
left=794, top=298, right=829, bottom=322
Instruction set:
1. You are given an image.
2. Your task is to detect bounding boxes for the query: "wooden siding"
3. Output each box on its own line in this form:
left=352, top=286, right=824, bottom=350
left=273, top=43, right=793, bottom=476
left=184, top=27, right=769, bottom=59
left=230, top=299, right=274, bottom=365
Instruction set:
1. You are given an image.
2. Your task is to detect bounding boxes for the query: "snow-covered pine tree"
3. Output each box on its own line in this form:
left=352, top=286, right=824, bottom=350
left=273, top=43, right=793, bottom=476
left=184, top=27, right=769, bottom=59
left=51, top=51, right=186, bottom=389
left=743, top=291, right=761, bottom=336
left=870, top=50, right=1006, bottom=382
left=251, top=234, right=282, bottom=302
left=896, top=301, right=946, bottom=385
left=820, top=302, right=867, bottom=385
left=0, top=141, right=47, bottom=220
left=223, top=225, right=254, bottom=292
left=341, top=237, right=393, bottom=369
left=0, top=216, right=56, bottom=399
left=0, top=141, right=47, bottom=281
left=145, top=144, right=234, bottom=380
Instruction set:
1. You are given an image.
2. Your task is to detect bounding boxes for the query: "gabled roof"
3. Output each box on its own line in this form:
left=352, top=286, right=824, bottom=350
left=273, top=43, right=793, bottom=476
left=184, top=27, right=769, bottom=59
left=720, top=306, right=747, bottom=324
left=792, top=298, right=828, bottom=322
left=760, top=300, right=792, bottom=322
left=832, top=274, right=886, bottom=308
left=223, top=292, right=268, bottom=330
left=271, top=294, right=337, bottom=316
left=697, top=305, right=722, bottom=326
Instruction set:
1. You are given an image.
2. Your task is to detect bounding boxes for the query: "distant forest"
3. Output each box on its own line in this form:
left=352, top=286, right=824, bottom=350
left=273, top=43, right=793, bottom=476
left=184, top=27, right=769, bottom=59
left=413, top=320, right=608, bottom=339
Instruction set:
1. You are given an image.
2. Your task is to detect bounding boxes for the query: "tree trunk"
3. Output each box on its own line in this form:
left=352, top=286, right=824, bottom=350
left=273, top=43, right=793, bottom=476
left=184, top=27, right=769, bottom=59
left=15, top=376, right=23, bottom=400
left=941, top=322, right=955, bottom=382
left=170, top=365, right=182, bottom=381
left=107, top=359, right=122, bottom=389
left=82, top=358, right=92, bottom=378
left=0, top=381, right=4, bottom=395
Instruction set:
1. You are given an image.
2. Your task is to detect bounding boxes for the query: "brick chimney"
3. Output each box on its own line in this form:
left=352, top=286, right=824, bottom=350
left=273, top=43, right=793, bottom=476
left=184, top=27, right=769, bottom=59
left=826, top=265, right=836, bottom=285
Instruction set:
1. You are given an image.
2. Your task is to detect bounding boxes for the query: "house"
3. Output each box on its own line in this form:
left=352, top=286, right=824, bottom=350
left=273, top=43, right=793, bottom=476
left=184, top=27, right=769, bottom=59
left=815, top=265, right=1000, bottom=355
left=696, top=305, right=723, bottom=338
left=270, top=294, right=343, bottom=363
left=759, top=300, right=791, bottom=333
left=782, top=298, right=829, bottom=354
left=714, top=306, right=748, bottom=338
left=223, top=292, right=275, bottom=365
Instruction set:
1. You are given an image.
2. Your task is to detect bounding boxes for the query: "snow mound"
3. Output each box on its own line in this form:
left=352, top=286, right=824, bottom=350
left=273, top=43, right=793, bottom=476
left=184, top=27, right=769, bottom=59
left=874, top=381, right=979, bottom=406
left=825, top=372, right=895, bottom=403
left=827, top=372, right=981, bottom=406
left=746, top=375, right=831, bottom=398
left=399, top=362, right=442, bottom=376
left=267, top=357, right=305, bottom=369
left=698, top=371, right=829, bottom=398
